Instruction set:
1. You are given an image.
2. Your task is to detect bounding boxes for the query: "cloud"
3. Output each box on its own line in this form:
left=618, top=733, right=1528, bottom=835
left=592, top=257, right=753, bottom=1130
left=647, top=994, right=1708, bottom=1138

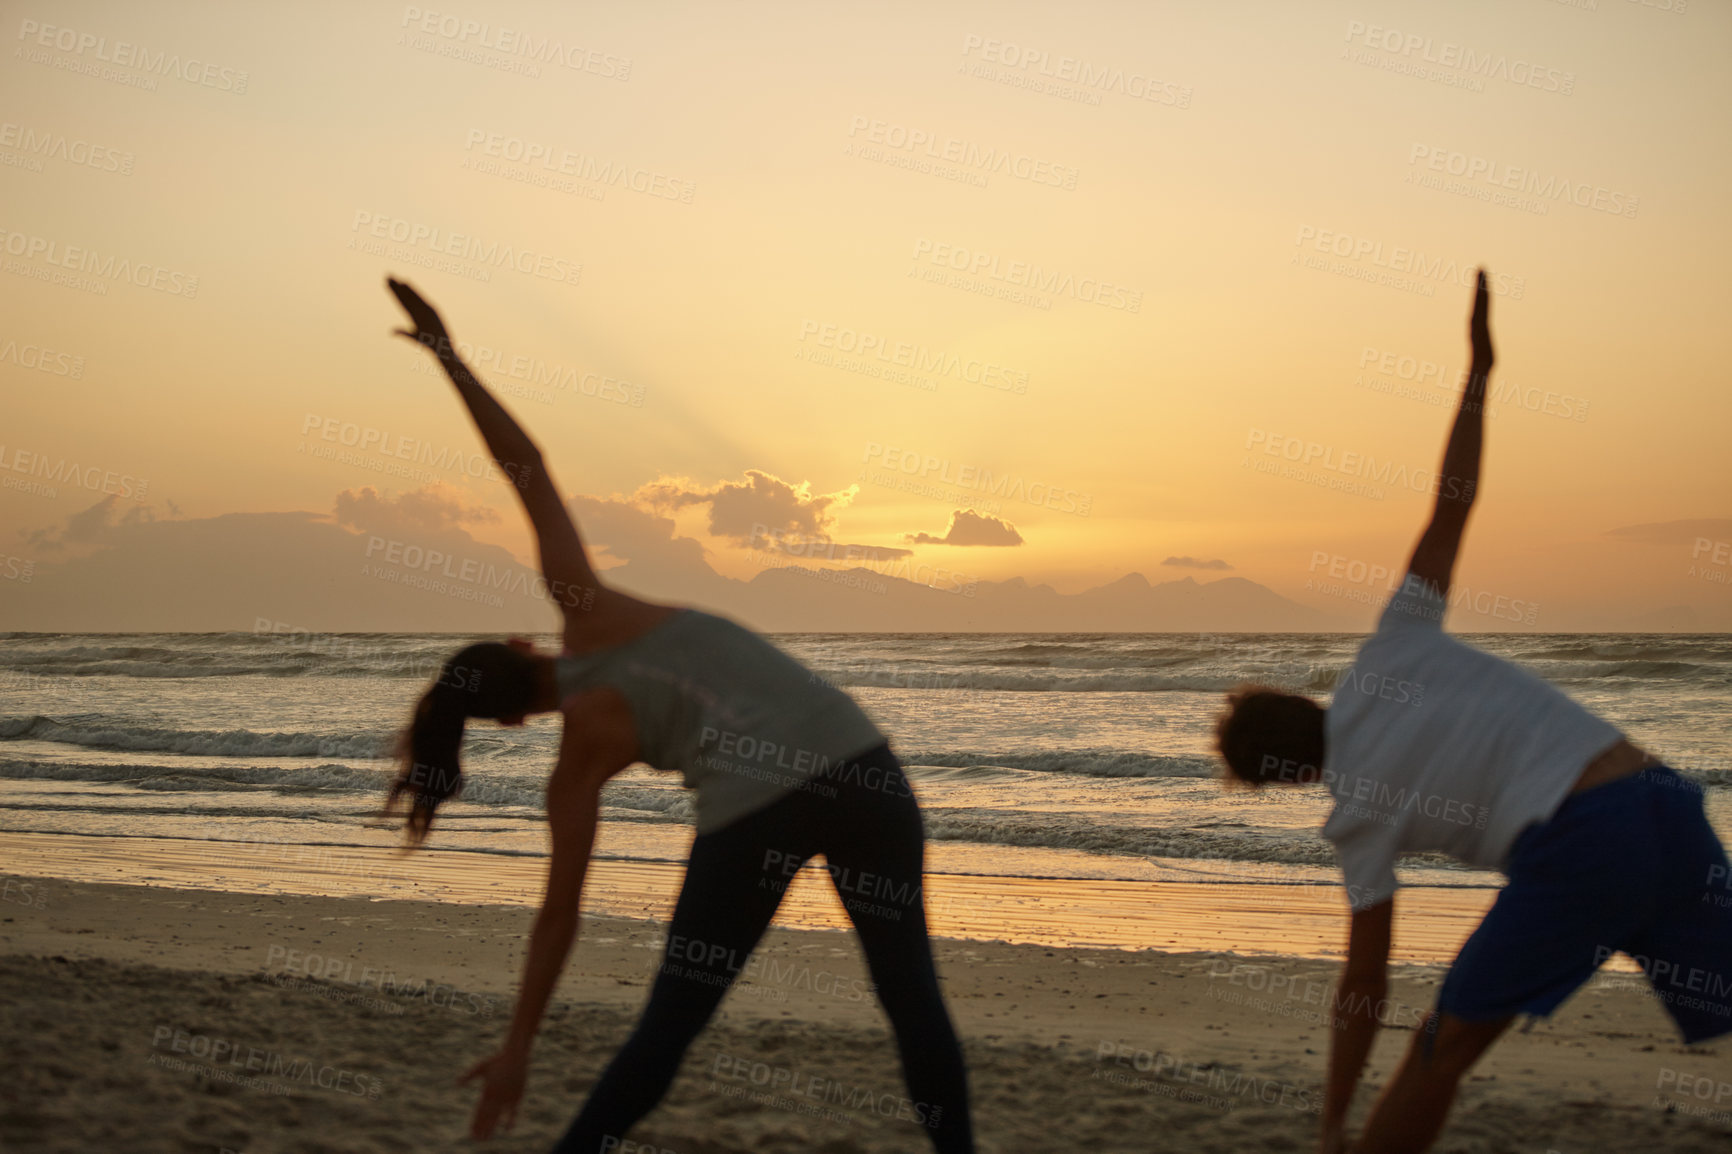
left=905, top=509, right=1024, bottom=547
left=564, top=492, right=739, bottom=599
left=333, top=484, right=500, bottom=534
left=3, top=489, right=553, bottom=632
left=631, top=468, right=906, bottom=559
left=1162, top=555, right=1233, bottom=571
left=636, top=469, right=856, bottom=544
left=1604, top=518, right=1732, bottom=546
left=24, top=494, right=157, bottom=551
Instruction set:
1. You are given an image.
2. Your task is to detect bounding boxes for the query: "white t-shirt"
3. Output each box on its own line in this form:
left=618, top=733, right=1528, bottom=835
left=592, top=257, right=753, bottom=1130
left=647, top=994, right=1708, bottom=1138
left=1321, top=573, right=1623, bottom=910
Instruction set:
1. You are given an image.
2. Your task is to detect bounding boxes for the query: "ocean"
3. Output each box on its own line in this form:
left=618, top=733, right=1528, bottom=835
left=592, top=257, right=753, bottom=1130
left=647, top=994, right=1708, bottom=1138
left=2, top=631, right=1728, bottom=905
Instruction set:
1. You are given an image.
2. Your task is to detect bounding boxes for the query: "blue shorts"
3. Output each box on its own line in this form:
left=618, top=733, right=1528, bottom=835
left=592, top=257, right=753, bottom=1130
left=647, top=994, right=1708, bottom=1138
left=1437, top=766, right=1732, bottom=1043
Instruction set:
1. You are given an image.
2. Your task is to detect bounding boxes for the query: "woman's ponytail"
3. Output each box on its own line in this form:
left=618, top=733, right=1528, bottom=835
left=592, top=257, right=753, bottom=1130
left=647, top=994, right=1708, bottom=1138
left=387, top=681, right=470, bottom=844
left=383, top=641, right=540, bottom=845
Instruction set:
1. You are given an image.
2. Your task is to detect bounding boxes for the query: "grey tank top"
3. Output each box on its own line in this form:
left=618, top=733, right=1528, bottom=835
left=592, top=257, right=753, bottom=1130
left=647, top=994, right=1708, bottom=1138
left=554, top=610, right=886, bottom=833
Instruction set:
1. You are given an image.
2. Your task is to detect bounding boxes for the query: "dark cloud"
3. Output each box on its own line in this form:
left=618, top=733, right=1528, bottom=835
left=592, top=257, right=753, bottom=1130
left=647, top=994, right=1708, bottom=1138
left=629, top=468, right=907, bottom=560
left=564, top=493, right=738, bottom=601
left=906, top=510, right=1024, bottom=547
left=635, top=469, right=856, bottom=544
left=1604, top=518, right=1732, bottom=545
left=1161, top=555, right=1233, bottom=571
left=767, top=539, right=912, bottom=563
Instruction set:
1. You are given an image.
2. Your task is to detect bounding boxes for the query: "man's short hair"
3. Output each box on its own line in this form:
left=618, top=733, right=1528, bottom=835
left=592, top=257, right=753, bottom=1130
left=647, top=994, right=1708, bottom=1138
left=1215, top=686, right=1326, bottom=787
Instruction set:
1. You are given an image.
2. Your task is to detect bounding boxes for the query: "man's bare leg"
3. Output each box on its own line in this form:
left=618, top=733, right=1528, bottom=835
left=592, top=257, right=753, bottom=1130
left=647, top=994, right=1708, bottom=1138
left=1353, top=1012, right=1514, bottom=1153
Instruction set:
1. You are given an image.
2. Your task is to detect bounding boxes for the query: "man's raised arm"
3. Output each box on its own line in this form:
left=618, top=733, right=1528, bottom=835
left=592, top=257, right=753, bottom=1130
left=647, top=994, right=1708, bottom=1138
left=1406, top=270, right=1496, bottom=598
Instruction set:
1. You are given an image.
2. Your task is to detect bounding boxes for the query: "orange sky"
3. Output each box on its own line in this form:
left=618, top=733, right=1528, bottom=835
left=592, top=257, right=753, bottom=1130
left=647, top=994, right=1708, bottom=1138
left=2, top=0, right=1728, bottom=631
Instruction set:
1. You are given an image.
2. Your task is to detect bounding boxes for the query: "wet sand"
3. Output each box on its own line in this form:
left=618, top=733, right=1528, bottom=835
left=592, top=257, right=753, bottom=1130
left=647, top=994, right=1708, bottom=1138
left=0, top=830, right=1508, bottom=962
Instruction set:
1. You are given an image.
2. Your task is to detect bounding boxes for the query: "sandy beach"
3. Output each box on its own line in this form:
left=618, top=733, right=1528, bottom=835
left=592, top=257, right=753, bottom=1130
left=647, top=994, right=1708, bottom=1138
left=3, top=863, right=1728, bottom=1153
left=5, top=0, right=1729, bottom=1148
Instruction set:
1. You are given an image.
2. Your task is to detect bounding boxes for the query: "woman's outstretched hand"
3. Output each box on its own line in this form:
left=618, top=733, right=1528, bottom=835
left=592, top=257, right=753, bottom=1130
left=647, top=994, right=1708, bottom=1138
left=387, top=276, right=452, bottom=355
left=459, top=1047, right=528, bottom=1139
left=1469, top=268, right=1494, bottom=373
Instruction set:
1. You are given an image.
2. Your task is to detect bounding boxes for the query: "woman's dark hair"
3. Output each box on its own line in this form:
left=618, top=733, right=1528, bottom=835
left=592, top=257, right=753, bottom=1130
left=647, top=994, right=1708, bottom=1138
left=385, top=642, right=540, bottom=844
left=1214, top=685, right=1326, bottom=788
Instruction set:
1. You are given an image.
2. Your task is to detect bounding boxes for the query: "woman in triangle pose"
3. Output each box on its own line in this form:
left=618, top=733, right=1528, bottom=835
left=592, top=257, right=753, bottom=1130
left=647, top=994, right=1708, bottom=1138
left=381, top=278, right=973, bottom=1154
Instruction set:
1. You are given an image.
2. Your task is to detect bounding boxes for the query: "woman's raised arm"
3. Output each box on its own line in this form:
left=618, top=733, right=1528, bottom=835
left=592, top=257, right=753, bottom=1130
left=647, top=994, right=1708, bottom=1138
left=387, top=277, right=604, bottom=618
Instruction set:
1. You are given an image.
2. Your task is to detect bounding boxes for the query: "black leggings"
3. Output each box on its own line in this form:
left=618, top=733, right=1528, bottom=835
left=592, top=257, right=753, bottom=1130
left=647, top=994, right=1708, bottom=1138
left=553, top=744, right=974, bottom=1153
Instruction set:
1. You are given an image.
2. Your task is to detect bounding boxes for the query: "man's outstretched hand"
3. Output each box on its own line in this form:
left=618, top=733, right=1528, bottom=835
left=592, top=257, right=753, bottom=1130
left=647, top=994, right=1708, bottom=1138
left=387, top=276, right=452, bottom=354
left=1469, top=268, right=1494, bottom=373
